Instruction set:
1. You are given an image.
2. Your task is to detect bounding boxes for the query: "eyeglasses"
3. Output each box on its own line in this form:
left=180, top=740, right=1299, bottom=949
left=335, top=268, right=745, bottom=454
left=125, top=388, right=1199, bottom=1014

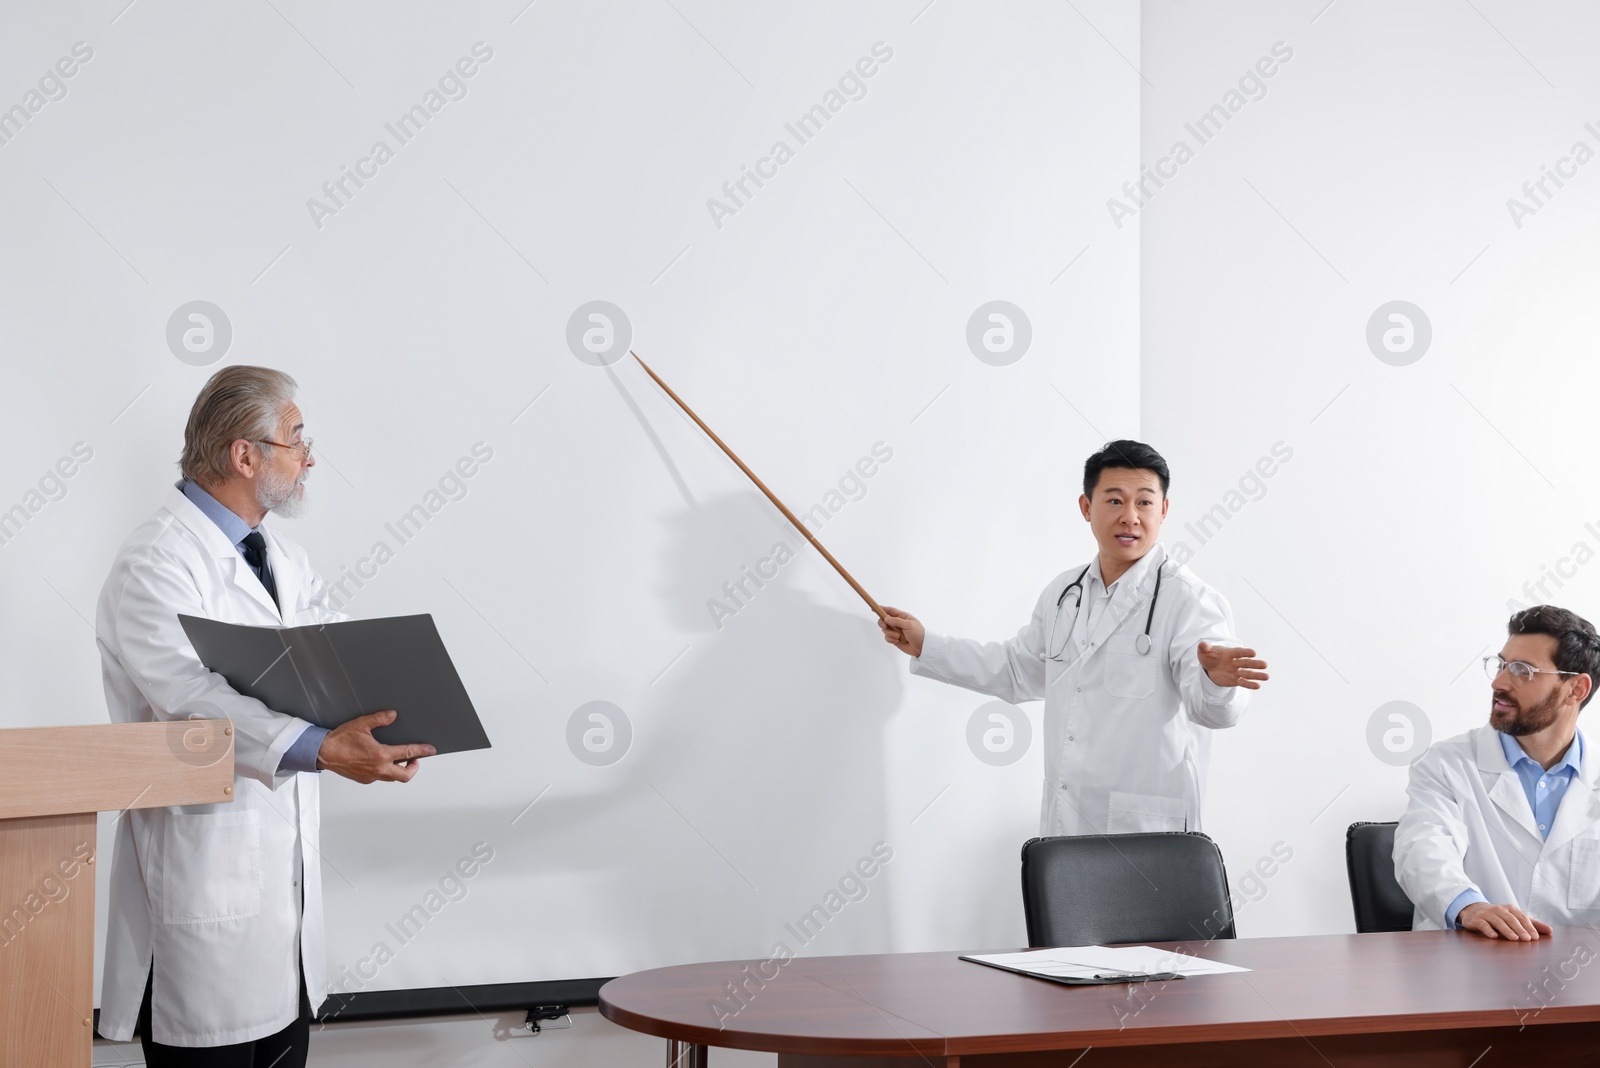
left=1482, top=655, right=1584, bottom=684
left=256, top=437, right=313, bottom=459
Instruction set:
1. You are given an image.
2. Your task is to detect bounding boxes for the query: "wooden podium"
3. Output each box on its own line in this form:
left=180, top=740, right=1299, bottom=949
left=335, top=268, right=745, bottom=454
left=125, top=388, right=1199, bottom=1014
left=0, top=721, right=235, bottom=1068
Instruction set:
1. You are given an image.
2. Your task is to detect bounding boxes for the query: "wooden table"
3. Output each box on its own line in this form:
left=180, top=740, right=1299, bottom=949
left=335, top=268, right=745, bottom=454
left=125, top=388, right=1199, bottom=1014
left=599, top=929, right=1600, bottom=1066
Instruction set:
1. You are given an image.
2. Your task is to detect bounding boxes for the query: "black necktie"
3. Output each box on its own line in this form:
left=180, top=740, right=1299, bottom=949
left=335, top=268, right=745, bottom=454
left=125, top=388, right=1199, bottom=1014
left=240, top=531, right=279, bottom=609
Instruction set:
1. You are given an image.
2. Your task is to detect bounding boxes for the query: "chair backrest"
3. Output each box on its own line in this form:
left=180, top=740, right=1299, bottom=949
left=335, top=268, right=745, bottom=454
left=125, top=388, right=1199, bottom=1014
left=1020, top=832, right=1235, bottom=947
left=1345, top=821, right=1415, bottom=933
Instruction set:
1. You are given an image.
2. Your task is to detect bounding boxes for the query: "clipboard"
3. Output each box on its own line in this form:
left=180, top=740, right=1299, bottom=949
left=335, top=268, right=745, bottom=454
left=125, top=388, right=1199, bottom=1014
left=959, top=954, right=1180, bottom=986
left=961, top=946, right=1246, bottom=985
left=178, top=613, right=491, bottom=755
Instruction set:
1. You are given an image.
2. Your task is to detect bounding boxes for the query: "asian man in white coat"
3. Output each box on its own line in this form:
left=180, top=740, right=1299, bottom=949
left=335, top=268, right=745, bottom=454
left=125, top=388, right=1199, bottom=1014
left=1395, top=605, right=1600, bottom=941
left=878, top=440, right=1268, bottom=836
left=96, top=366, right=436, bottom=1067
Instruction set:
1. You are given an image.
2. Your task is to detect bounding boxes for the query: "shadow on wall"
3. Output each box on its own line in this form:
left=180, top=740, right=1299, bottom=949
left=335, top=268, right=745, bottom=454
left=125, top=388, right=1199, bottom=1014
left=492, top=492, right=904, bottom=972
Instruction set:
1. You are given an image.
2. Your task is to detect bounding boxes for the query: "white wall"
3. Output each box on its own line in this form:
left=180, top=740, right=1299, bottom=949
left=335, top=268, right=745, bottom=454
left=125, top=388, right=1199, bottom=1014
left=38, top=0, right=1598, bottom=1062
left=0, top=0, right=1139, bottom=1064
left=1140, top=0, right=1600, bottom=940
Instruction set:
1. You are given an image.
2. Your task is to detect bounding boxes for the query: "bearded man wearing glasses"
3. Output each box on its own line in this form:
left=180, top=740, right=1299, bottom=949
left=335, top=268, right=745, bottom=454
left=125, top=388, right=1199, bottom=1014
left=95, top=365, right=433, bottom=1067
left=1395, top=605, right=1600, bottom=941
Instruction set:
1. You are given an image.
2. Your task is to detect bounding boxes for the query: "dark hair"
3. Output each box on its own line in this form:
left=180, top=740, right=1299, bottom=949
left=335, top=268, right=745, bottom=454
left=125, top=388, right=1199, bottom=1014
left=1507, top=605, right=1600, bottom=708
left=1082, top=440, right=1170, bottom=499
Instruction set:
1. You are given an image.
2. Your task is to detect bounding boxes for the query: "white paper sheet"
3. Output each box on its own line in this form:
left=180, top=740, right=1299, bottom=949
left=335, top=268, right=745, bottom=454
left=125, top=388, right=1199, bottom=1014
left=965, top=946, right=1250, bottom=979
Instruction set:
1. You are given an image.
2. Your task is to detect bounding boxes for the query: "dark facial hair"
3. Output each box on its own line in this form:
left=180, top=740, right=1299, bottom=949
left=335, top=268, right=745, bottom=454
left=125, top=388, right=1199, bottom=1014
left=1493, top=684, right=1564, bottom=737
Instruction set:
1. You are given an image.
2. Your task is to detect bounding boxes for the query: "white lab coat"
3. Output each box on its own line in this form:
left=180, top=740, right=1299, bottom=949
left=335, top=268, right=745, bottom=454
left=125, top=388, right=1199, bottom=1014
left=1394, top=725, right=1600, bottom=930
left=911, top=544, right=1249, bottom=836
left=96, top=486, right=343, bottom=1045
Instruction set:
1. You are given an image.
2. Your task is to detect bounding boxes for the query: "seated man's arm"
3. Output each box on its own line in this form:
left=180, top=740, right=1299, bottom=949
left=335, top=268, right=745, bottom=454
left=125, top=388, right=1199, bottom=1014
left=1394, top=745, right=1548, bottom=940
left=1443, top=887, right=1487, bottom=929
left=1455, top=898, right=1549, bottom=940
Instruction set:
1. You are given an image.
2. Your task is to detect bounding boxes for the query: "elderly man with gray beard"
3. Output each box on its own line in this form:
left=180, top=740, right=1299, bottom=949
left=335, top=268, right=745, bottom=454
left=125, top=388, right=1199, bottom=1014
left=95, top=365, right=434, bottom=1067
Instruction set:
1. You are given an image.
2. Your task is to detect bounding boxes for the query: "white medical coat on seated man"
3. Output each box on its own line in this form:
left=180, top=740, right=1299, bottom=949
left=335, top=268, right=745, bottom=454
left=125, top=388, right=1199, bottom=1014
left=96, top=483, right=344, bottom=1046
left=1395, top=724, right=1600, bottom=930
left=910, top=543, right=1250, bottom=836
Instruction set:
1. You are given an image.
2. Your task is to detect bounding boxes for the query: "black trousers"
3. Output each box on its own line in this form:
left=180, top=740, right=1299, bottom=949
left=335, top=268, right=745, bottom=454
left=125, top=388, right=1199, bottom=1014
left=137, top=965, right=311, bottom=1068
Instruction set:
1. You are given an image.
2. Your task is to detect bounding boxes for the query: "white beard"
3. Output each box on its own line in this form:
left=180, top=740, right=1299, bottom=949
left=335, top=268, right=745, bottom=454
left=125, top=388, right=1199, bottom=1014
left=259, top=465, right=309, bottom=519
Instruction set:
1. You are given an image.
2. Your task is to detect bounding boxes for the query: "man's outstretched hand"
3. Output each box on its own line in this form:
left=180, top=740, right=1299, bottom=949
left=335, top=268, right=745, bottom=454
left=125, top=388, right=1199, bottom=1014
left=879, top=606, right=925, bottom=658
left=316, top=710, right=436, bottom=783
left=1198, top=642, right=1269, bottom=689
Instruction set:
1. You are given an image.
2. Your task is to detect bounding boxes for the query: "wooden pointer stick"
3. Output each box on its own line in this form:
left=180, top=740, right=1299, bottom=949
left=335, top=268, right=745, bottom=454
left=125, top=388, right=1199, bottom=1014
left=631, top=351, right=888, bottom=621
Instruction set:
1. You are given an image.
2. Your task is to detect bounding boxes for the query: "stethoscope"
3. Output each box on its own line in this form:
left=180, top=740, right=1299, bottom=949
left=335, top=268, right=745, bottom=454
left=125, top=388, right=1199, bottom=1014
left=1045, top=561, right=1164, bottom=662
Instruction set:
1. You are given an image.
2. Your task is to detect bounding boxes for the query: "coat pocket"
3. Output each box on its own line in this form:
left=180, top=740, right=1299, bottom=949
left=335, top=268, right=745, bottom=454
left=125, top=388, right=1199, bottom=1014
left=161, top=810, right=263, bottom=924
left=1102, top=635, right=1158, bottom=700
left=1107, top=790, right=1188, bottom=833
left=1570, top=838, right=1600, bottom=911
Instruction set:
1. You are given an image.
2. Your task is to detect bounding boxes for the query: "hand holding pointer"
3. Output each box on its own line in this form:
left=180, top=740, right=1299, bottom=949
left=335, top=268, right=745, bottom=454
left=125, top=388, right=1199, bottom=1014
left=879, top=606, right=925, bottom=658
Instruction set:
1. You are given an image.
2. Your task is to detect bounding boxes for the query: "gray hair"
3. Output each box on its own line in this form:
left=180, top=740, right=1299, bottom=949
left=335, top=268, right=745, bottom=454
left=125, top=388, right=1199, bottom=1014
left=179, top=365, right=298, bottom=484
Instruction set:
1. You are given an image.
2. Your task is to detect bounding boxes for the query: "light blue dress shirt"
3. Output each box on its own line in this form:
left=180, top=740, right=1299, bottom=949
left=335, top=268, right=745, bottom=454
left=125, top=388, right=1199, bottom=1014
left=1444, top=729, right=1584, bottom=927
left=179, top=480, right=327, bottom=774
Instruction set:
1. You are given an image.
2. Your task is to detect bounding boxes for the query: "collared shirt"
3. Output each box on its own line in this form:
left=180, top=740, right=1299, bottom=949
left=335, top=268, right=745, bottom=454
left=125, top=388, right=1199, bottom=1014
left=1501, top=730, right=1584, bottom=837
left=1064, top=553, right=1151, bottom=662
left=1444, top=729, right=1585, bottom=927
left=1068, top=561, right=1119, bottom=651
left=178, top=479, right=326, bottom=774
left=180, top=478, right=253, bottom=552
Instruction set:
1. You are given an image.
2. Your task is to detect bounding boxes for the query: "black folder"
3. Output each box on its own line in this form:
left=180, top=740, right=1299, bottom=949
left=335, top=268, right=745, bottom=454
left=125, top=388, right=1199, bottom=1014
left=177, top=613, right=491, bottom=754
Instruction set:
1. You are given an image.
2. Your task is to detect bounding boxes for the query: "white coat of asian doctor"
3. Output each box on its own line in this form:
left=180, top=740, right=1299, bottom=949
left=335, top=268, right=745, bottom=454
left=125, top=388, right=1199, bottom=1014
left=878, top=440, right=1269, bottom=837
left=96, top=366, right=435, bottom=1058
left=1395, top=605, right=1600, bottom=942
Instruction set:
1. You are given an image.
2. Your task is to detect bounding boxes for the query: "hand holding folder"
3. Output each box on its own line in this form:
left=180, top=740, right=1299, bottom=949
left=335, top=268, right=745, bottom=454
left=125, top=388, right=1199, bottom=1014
left=178, top=613, right=492, bottom=779
left=317, top=708, right=436, bottom=783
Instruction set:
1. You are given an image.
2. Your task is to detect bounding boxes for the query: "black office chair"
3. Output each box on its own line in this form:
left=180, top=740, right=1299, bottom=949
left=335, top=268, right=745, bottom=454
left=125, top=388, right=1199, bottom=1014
left=1345, top=821, right=1415, bottom=933
left=1020, top=832, right=1235, bottom=947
